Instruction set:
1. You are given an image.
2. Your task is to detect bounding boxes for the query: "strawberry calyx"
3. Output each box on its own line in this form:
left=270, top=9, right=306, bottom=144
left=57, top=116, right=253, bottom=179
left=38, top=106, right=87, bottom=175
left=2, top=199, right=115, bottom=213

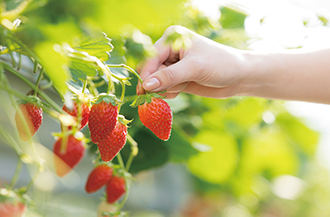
left=0, top=188, right=29, bottom=206
left=117, top=115, right=132, bottom=127
left=130, top=92, right=165, bottom=107
left=94, top=93, right=119, bottom=106
left=16, top=95, right=43, bottom=108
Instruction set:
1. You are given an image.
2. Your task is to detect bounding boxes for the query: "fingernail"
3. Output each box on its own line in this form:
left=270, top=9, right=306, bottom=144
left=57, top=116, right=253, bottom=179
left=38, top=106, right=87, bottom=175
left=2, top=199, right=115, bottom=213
left=143, top=77, right=160, bottom=91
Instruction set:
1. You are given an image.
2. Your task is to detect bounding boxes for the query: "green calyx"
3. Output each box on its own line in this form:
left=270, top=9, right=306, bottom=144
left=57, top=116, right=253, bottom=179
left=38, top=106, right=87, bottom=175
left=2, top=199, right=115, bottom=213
left=118, top=114, right=132, bottom=126
left=94, top=93, right=119, bottom=106
left=0, top=188, right=30, bottom=205
left=130, top=92, right=164, bottom=107
left=16, top=95, right=43, bottom=108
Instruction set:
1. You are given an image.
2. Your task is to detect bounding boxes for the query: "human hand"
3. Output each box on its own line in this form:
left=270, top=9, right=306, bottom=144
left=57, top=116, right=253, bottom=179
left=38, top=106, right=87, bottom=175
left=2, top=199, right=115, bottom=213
left=136, top=25, right=247, bottom=99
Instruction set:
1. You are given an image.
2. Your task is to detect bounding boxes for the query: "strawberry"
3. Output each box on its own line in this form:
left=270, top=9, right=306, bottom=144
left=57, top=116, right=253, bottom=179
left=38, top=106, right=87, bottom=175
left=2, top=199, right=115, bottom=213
left=62, top=100, right=90, bottom=130
left=0, top=188, right=28, bottom=217
left=106, top=175, right=126, bottom=204
left=15, top=96, right=43, bottom=141
left=97, top=115, right=129, bottom=162
left=88, top=94, right=118, bottom=144
left=85, top=164, right=113, bottom=193
left=53, top=133, right=85, bottom=177
left=136, top=95, right=172, bottom=141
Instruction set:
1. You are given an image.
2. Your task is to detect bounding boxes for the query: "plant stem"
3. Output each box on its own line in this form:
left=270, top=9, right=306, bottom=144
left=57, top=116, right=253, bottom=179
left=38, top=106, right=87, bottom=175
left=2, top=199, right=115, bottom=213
left=1, top=61, right=63, bottom=112
left=24, top=170, right=39, bottom=193
left=125, top=134, right=138, bottom=172
left=116, top=153, right=125, bottom=170
left=82, top=79, right=87, bottom=93
left=10, top=159, right=23, bottom=188
left=34, top=68, right=44, bottom=96
left=107, top=64, right=143, bottom=84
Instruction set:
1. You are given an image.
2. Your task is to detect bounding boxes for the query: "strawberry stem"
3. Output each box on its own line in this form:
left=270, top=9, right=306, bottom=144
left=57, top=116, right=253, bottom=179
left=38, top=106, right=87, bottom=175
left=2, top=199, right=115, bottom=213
left=125, top=134, right=138, bottom=172
left=107, top=64, right=143, bottom=84
left=1, top=60, right=63, bottom=113
left=34, top=67, right=44, bottom=96
left=116, top=153, right=125, bottom=170
left=82, top=79, right=87, bottom=93
left=10, top=159, right=23, bottom=188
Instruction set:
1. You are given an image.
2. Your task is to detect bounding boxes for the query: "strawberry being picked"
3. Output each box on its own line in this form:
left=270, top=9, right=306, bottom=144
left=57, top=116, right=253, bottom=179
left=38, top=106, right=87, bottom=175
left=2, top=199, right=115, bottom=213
left=97, top=115, right=129, bottom=162
left=15, top=95, right=43, bottom=141
left=53, top=133, right=85, bottom=177
left=0, top=188, right=28, bottom=217
left=134, top=94, right=172, bottom=141
left=85, top=163, right=113, bottom=193
left=88, top=94, right=119, bottom=144
left=62, top=99, right=90, bottom=130
left=106, top=175, right=126, bottom=204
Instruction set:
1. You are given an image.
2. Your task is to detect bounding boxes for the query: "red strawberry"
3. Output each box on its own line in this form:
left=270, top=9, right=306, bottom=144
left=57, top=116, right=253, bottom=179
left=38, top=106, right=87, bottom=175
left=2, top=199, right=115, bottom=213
left=106, top=175, right=126, bottom=204
left=62, top=100, right=90, bottom=130
left=53, top=134, right=85, bottom=177
left=15, top=96, right=43, bottom=141
left=97, top=115, right=129, bottom=162
left=88, top=94, right=118, bottom=144
left=0, top=188, right=27, bottom=217
left=85, top=164, right=113, bottom=193
left=137, top=96, right=172, bottom=141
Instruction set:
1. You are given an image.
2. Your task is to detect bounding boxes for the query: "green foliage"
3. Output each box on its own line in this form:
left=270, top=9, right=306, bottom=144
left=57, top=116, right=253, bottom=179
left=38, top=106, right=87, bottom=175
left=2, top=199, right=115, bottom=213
left=0, top=0, right=326, bottom=216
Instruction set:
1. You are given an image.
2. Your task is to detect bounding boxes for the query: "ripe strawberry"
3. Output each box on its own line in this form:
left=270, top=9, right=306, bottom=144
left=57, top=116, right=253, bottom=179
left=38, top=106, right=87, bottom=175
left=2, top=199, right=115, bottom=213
left=106, top=175, right=126, bottom=204
left=85, top=164, right=113, bottom=193
left=88, top=94, right=118, bottom=144
left=53, top=134, right=85, bottom=177
left=97, top=115, right=129, bottom=162
left=137, top=96, right=172, bottom=141
left=62, top=100, right=90, bottom=130
left=15, top=96, right=43, bottom=141
left=0, top=188, right=27, bottom=217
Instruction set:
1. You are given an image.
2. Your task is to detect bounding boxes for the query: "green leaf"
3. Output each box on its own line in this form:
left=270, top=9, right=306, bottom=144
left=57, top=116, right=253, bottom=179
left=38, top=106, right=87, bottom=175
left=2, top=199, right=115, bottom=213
left=123, top=128, right=170, bottom=174
left=164, top=127, right=200, bottom=163
left=277, top=113, right=320, bottom=156
left=34, top=42, right=69, bottom=96
left=72, top=33, right=113, bottom=61
left=69, top=59, right=98, bottom=81
left=188, top=131, right=238, bottom=184
left=219, top=6, right=247, bottom=29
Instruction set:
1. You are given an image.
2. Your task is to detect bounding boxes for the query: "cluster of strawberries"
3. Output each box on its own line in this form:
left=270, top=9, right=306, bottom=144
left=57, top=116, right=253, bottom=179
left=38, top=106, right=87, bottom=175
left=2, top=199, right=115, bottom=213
left=13, top=92, right=173, bottom=207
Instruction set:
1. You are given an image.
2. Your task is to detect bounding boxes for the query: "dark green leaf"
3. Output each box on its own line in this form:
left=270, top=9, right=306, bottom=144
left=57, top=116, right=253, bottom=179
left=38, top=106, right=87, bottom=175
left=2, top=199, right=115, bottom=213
left=165, top=127, right=200, bottom=163
left=124, top=128, right=170, bottom=174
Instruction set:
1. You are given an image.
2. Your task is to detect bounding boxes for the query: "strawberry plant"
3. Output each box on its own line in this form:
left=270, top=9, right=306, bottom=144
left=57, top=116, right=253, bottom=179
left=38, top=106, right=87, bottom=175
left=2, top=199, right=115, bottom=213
left=0, top=0, right=323, bottom=217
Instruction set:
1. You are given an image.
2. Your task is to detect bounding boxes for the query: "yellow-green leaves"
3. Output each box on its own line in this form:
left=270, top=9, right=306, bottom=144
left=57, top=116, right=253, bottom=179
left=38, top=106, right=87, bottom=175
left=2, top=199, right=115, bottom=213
left=34, top=42, right=69, bottom=96
left=188, top=131, right=238, bottom=183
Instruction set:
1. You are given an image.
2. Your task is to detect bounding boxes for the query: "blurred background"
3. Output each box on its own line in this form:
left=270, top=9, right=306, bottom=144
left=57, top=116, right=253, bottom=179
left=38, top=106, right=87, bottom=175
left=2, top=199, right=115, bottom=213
left=1, top=0, right=330, bottom=216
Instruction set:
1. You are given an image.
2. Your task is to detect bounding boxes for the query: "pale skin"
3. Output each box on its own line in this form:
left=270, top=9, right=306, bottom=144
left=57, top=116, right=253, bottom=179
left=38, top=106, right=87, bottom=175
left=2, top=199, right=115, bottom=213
left=137, top=25, right=330, bottom=104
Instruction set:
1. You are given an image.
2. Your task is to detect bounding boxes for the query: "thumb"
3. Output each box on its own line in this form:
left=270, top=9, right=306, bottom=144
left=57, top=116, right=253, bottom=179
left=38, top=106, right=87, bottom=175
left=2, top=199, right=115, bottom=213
left=142, top=59, right=193, bottom=92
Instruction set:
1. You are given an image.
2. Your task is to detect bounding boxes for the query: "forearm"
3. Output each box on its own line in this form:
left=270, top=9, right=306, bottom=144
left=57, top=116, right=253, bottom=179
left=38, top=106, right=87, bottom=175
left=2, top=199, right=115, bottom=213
left=239, top=48, right=330, bottom=104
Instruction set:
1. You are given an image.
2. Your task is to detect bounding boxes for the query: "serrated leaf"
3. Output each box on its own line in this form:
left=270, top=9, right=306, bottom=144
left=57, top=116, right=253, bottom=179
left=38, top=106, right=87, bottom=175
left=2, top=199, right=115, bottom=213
left=69, top=59, right=98, bottom=81
left=73, top=33, right=113, bottom=61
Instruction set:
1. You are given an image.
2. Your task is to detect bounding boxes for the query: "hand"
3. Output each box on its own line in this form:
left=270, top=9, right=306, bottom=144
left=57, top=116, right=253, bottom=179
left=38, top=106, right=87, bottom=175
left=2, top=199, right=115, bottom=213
left=136, top=25, right=247, bottom=99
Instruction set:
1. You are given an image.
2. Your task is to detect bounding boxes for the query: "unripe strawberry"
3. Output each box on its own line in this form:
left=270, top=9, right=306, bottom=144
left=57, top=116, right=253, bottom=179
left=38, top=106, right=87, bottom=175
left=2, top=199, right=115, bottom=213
left=85, top=164, right=113, bottom=193
left=0, top=188, right=27, bottom=217
left=137, top=96, right=172, bottom=141
left=88, top=94, right=118, bottom=144
left=62, top=100, right=90, bottom=130
left=53, top=134, right=85, bottom=177
left=106, top=175, right=126, bottom=204
left=15, top=96, right=43, bottom=141
left=97, top=115, right=129, bottom=162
